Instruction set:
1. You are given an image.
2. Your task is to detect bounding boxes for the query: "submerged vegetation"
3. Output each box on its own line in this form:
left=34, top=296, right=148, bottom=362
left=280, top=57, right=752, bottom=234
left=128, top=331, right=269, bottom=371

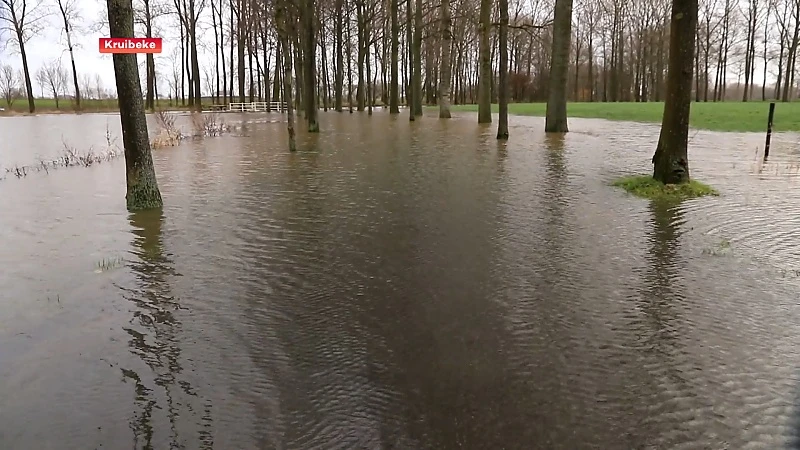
left=96, top=256, right=125, bottom=272
left=1, top=125, right=122, bottom=181
left=0, top=113, right=233, bottom=181
left=151, top=110, right=232, bottom=149
left=612, top=175, right=719, bottom=201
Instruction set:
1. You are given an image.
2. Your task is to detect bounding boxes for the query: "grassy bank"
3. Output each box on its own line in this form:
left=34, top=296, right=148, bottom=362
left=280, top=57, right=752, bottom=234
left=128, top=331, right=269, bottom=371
left=612, top=175, right=719, bottom=201
left=448, top=101, right=800, bottom=132
left=0, top=97, right=217, bottom=115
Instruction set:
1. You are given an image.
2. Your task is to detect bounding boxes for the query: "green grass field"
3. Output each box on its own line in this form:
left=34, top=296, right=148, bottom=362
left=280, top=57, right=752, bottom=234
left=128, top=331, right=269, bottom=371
left=1, top=97, right=215, bottom=114
left=449, top=102, right=800, bottom=133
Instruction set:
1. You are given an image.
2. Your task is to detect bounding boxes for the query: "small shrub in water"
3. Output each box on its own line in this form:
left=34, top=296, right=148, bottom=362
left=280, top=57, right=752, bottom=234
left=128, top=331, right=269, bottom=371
left=612, top=175, right=719, bottom=201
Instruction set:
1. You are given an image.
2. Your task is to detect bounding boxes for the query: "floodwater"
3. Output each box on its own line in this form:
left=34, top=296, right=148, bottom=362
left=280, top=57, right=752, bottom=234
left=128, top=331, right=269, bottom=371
left=1, top=110, right=800, bottom=449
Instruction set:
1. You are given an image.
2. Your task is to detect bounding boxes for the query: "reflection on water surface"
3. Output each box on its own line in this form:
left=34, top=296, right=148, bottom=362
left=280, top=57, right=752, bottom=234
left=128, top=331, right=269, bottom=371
left=1, top=111, right=800, bottom=449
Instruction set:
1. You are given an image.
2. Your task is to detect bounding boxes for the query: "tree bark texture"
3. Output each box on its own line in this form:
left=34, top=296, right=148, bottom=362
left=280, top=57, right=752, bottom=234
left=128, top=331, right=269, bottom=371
left=652, top=0, right=698, bottom=184
left=545, top=0, right=573, bottom=132
left=107, top=0, right=163, bottom=210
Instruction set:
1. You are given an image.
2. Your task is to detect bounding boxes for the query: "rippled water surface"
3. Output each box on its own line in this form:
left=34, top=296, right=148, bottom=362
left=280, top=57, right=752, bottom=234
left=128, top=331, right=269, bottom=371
left=2, top=111, right=800, bottom=449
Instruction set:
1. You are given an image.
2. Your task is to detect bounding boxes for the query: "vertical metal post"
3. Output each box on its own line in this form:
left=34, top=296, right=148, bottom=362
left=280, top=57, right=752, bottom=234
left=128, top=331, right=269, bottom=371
left=765, top=102, right=775, bottom=160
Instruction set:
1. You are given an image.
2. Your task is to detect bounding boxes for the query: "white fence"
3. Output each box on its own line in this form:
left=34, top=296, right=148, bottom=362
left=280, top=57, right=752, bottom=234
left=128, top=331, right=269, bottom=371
left=228, top=101, right=288, bottom=112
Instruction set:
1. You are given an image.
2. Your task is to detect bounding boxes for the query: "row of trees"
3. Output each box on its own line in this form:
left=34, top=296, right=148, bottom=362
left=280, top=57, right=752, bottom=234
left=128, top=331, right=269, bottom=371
left=3, top=0, right=800, bottom=116
left=0, top=63, right=117, bottom=107
left=2, top=0, right=713, bottom=209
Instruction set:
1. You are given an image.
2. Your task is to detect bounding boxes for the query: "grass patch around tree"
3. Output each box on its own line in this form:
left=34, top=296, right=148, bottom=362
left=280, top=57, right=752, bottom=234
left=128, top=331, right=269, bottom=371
left=447, top=101, right=800, bottom=132
left=611, top=175, right=719, bottom=201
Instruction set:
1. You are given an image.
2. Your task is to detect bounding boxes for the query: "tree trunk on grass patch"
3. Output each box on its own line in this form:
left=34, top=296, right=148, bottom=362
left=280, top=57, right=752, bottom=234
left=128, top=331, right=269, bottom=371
left=107, top=0, right=163, bottom=211
left=652, top=0, right=697, bottom=184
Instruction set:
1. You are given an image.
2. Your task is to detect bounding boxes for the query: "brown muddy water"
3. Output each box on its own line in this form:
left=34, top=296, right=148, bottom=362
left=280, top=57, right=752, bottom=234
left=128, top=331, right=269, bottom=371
left=1, top=111, right=800, bottom=449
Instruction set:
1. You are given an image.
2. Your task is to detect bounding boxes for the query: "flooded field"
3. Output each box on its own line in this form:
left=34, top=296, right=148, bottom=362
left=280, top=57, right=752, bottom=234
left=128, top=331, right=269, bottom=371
left=1, top=111, right=800, bottom=449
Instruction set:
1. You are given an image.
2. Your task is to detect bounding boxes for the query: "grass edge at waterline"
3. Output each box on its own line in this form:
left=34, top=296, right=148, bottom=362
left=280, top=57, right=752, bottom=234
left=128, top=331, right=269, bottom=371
left=611, top=175, right=719, bottom=201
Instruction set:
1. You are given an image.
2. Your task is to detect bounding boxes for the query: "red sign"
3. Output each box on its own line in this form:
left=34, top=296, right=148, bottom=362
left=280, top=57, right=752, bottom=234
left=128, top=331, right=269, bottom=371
left=99, top=38, right=162, bottom=54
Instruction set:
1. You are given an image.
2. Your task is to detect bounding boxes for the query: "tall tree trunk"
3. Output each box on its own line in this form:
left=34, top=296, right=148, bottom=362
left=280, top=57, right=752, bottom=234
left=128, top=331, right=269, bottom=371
left=406, top=0, right=414, bottom=121
left=58, top=2, right=81, bottom=110
left=191, top=17, right=202, bottom=111
left=346, top=0, right=354, bottom=113
left=212, top=0, right=220, bottom=104
left=276, top=3, right=296, bottom=151
left=107, top=0, right=163, bottom=210
left=438, top=0, right=452, bottom=118
left=497, top=0, right=509, bottom=138
left=274, top=46, right=282, bottom=106
left=334, top=0, right=344, bottom=111
left=237, top=0, right=246, bottom=102
left=545, top=0, right=573, bottom=132
left=477, top=0, right=491, bottom=123
left=16, top=34, right=35, bottom=113
left=390, top=0, right=400, bottom=113
left=321, top=38, right=329, bottom=111
left=229, top=0, right=235, bottom=100
left=144, top=6, right=155, bottom=109
left=303, top=0, right=319, bottom=131
left=652, top=0, right=697, bottom=184
left=412, top=0, right=423, bottom=116
left=367, top=38, right=373, bottom=115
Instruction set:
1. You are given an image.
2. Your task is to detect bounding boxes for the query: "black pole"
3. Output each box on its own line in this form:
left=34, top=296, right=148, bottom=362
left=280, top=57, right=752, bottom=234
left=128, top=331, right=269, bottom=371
left=765, top=102, right=775, bottom=160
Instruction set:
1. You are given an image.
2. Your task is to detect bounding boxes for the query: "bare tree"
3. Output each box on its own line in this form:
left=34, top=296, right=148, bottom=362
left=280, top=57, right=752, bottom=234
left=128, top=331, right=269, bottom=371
left=0, top=0, right=47, bottom=113
left=38, top=59, right=68, bottom=108
left=55, top=0, right=82, bottom=109
left=80, top=73, right=93, bottom=99
left=0, top=63, right=18, bottom=106
left=94, top=73, right=104, bottom=99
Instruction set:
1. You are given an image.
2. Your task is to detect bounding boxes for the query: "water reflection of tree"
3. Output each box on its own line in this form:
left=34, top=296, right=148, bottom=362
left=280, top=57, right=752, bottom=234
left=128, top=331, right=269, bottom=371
left=120, top=209, right=212, bottom=450
left=543, top=133, right=567, bottom=267
left=640, top=200, right=685, bottom=354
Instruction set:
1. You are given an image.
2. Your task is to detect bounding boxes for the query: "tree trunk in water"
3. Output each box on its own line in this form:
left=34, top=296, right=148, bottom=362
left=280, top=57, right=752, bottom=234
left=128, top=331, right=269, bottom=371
left=303, top=0, right=319, bottom=131
left=237, top=0, right=246, bottom=103
left=346, top=0, right=354, bottom=113
left=334, top=0, right=344, bottom=111
left=652, top=0, right=697, bottom=184
left=412, top=0, right=423, bottom=116
left=545, top=0, right=573, bottom=132
left=191, top=21, right=202, bottom=111
left=496, top=0, right=509, bottom=138
left=477, top=0, right=491, bottom=123
left=438, top=0, right=452, bottom=118
left=276, top=4, right=296, bottom=152
left=106, top=0, right=163, bottom=210
left=406, top=0, right=414, bottom=121
left=390, top=0, right=400, bottom=113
